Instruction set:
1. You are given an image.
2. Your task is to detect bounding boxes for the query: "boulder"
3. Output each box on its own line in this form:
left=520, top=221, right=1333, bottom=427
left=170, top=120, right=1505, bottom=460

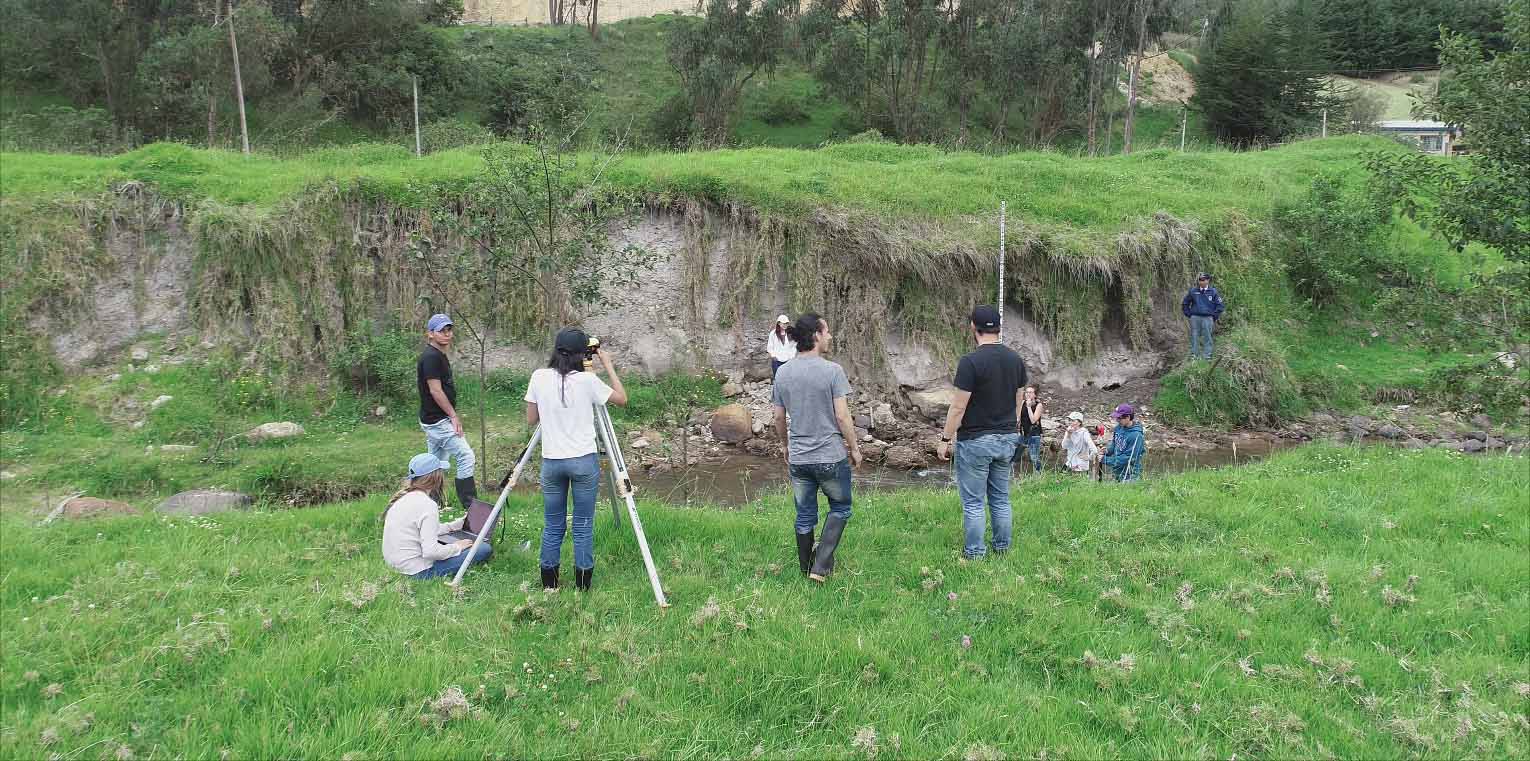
left=130, top=347, right=149, bottom=362
left=721, top=381, right=743, bottom=398
left=861, top=441, right=886, bottom=462
left=1467, top=430, right=1488, bottom=442
left=1376, top=424, right=1405, bottom=440
left=1308, top=412, right=1336, bottom=425
left=373, top=406, right=388, bottom=417
left=244, top=421, right=305, bottom=443
left=751, top=421, right=765, bottom=435
left=1459, top=439, right=1486, bottom=453
left=1040, top=417, right=1061, bottom=432
left=883, top=445, right=928, bottom=470
left=149, top=395, right=174, bottom=410
left=743, top=363, right=774, bottom=383
left=1486, top=437, right=1505, bottom=450
left=1346, top=416, right=1374, bottom=434
left=853, top=414, right=873, bottom=430
left=157, top=489, right=253, bottom=515
left=632, top=437, right=652, bottom=450
left=908, top=388, right=955, bottom=421
left=1470, top=413, right=1493, bottom=429
left=708, top=404, right=753, bottom=444
left=742, top=437, right=777, bottom=456
left=62, top=497, right=137, bottom=520
left=872, top=403, right=896, bottom=429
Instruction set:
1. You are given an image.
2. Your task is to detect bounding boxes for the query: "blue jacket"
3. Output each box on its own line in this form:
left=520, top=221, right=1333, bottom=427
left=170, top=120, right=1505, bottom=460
left=1100, top=422, right=1145, bottom=482
left=1182, top=286, right=1225, bottom=319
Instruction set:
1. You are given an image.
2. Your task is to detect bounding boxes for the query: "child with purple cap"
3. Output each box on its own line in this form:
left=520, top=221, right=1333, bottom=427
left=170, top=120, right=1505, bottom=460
left=1099, top=404, right=1146, bottom=482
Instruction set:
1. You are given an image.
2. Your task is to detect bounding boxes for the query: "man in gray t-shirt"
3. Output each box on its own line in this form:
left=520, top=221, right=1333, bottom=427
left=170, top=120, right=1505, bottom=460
left=770, top=313, right=863, bottom=583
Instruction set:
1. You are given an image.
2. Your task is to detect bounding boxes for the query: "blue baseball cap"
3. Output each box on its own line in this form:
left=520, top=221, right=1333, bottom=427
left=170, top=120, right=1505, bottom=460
left=407, top=453, right=449, bottom=479
left=426, top=314, right=453, bottom=332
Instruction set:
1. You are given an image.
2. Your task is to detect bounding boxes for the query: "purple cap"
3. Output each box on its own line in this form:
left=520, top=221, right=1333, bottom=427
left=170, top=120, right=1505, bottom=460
left=1110, top=403, right=1135, bottom=419
left=427, top=314, right=453, bottom=332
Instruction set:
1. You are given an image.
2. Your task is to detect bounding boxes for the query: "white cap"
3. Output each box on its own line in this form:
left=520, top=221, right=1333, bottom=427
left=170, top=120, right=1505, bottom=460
left=1067, top=411, right=1085, bottom=422
left=776, top=314, right=790, bottom=324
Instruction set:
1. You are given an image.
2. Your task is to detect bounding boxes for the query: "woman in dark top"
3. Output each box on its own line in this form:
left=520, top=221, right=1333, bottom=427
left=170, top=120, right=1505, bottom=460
left=1017, top=386, right=1044, bottom=473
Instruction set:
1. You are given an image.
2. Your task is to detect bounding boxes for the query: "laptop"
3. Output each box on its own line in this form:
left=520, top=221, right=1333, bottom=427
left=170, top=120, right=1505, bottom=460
left=441, top=498, right=496, bottom=542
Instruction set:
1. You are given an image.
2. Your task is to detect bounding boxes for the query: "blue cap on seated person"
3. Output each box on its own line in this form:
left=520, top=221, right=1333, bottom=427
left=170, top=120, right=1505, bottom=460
left=427, top=314, right=453, bottom=332
left=408, top=453, right=450, bottom=479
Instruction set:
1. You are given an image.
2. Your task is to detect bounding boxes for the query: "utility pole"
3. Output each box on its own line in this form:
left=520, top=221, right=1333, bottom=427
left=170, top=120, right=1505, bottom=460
left=1321, top=108, right=1328, bottom=139
left=413, top=75, right=422, bottom=157
left=1180, top=102, right=1188, bottom=151
left=227, top=0, right=250, bottom=155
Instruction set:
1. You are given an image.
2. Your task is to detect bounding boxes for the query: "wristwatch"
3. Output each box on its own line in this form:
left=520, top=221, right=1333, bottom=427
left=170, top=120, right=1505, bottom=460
left=940, top=435, right=952, bottom=443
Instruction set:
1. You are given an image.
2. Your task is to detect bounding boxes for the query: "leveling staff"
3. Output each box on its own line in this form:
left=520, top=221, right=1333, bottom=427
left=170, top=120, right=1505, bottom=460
left=417, top=313, right=478, bottom=510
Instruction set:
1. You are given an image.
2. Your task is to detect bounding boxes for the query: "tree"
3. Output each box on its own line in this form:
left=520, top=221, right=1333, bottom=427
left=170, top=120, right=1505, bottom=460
left=412, top=126, right=658, bottom=475
left=1192, top=0, right=1333, bottom=146
left=667, top=0, right=794, bottom=146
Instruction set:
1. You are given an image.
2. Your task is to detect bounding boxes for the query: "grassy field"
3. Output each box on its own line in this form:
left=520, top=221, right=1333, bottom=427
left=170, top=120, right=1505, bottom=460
left=1331, top=72, right=1441, bottom=121
left=0, top=135, right=1406, bottom=237
left=1, top=445, right=1525, bottom=758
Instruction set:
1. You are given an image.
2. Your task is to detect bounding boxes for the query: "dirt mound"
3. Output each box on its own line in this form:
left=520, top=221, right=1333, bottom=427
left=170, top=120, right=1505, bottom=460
left=1132, top=50, right=1196, bottom=106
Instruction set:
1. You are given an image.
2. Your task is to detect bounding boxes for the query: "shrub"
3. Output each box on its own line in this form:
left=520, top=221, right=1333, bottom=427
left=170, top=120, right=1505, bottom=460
left=761, top=93, right=810, bottom=126
left=1156, top=327, right=1303, bottom=427
left=418, top=119, right=495, bottom=154
left=0, top=105, right=139, bottom=154
left=1273, top=174, right=1390, bottom=308
left=649, top=93, right=695, bottom=149
left=331, top=328, right=422, bottom=405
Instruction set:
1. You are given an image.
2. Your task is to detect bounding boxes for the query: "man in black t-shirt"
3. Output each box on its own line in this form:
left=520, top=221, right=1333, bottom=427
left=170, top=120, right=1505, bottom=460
left=936, top=305, right=1027, bottom=558
left=417, top=313, right=477, bottom=510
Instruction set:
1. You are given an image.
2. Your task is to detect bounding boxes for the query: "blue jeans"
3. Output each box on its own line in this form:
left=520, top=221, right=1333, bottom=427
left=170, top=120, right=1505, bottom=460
left=790, top=458, right=852, bottom=535
left=1017, top=434, right=1043, bottom=473
left=540, top=454, right=600, bottom=571
left=955, top=433, right=1018, bottom=558
left=421, top=418, right=476, bottom=479
left=771, top=359, right=785, bottom=379
left=410, top=542, right=494, bottom=580
left=1189, top=316, right=1215, bottom=360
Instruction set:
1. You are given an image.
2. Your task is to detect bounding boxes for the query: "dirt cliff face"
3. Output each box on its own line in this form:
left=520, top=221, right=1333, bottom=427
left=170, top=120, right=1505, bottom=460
left=32, top=193, right=1196, bottom=398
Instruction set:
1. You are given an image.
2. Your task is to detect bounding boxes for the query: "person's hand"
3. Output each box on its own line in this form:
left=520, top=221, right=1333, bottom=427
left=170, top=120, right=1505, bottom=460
left=596, top=347, right=614, bottom=370
left=455, top=539, right=473, bottom=550
left=937, top=440, right=950, bottom=461
left=850, top=449, right=864, bottom=469
left=451, top=415, right=463, bottom=436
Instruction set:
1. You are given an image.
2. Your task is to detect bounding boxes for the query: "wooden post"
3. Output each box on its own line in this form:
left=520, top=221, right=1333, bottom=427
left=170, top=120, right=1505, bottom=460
left=413, top=75, right=422, bottom=157
left=1180, top=103, right=1188, bottom=151
left=1321, top=108, right=1328, bottom=139
left=227, top=0, right=250, bottom=155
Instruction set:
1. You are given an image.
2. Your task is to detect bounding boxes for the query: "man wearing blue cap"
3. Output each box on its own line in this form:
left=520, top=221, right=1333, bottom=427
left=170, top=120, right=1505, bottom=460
left=418, top=314, right=477, bottom=509
left=1099, top=404, right=1145, bottom=482
left=1181, top=273, right=1225, bottom=361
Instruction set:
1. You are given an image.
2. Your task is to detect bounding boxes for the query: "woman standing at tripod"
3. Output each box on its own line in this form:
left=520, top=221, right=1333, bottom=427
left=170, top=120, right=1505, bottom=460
left=525, top=328, right=628, bottom=591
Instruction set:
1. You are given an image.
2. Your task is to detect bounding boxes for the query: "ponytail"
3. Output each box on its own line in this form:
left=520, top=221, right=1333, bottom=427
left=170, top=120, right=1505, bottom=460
left=786, top=312, right=825, bottom=353
left=379, top=471, right=444, bottom=522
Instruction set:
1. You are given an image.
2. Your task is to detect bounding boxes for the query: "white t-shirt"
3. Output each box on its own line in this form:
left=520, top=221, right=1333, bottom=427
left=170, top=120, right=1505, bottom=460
left=766, top=330, right=798, bottom=363
left=524, top=368, right=615, bottom=459
left=381, top=490, right=465, bottom=576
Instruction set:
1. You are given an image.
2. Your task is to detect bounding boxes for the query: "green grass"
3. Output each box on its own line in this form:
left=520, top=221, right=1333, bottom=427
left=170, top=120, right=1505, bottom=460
left=0, top=355, right=721, bottom=507
left=0, top=135, right=1412, bottom=241
left=1330, top=72, right=1441, bottom=121
left=2, top=445, right=1525, bottom=758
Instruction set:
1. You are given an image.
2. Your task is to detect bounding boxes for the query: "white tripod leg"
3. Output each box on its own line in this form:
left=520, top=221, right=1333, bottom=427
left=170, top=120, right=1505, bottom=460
left=594, top=403, right=670, bottom=608
left=449, top=427, right=541, bottom=587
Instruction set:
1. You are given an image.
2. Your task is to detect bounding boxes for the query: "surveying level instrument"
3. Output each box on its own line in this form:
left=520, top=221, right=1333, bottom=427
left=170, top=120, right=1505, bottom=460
left=450, top=338, right=669, bottom=608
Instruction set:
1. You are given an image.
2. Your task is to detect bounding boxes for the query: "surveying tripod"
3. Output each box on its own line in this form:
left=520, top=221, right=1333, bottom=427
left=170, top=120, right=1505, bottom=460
left=449, top=402, right=670, bottom=608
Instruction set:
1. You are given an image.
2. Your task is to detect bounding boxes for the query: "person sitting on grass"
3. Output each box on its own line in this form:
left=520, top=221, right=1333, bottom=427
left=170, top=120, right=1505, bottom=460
left=1061, top=411, right=1098, bottom=473
left=382, top=453, right=493, bottom=580
left=1099, top=404, right=1146, bottom=483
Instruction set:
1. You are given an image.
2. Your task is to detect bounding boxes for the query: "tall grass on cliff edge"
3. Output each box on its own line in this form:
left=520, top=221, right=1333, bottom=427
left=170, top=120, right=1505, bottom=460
left=2, top=446, right=1526, bottom=759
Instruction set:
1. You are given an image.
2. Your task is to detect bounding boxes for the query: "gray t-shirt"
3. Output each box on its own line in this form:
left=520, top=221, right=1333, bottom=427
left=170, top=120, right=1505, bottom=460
left=771, top=356, right=852, bottom=465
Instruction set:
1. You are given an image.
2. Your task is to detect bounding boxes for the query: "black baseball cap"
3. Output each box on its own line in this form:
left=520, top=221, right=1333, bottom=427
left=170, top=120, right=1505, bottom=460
left=971, top=305, right=1001, bottom=329
left=1196, top=272, right=1211, bottom=281
left=555, top=328, right=589, bottom=354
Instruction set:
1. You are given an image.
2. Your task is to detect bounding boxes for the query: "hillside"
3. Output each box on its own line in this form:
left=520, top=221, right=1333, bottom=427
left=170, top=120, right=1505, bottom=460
left=1, top=446, right=1525, bottom=758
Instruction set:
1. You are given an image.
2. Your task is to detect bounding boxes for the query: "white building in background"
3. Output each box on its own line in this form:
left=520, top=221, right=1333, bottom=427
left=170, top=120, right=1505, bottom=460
left=1376, top=120, right=1461, bottom=155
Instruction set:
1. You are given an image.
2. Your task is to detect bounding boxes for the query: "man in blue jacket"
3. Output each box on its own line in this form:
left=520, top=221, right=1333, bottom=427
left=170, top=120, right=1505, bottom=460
left=1099, top=404, right=1145, bottom=483
left=1181, top=273, right=1225, bottom=360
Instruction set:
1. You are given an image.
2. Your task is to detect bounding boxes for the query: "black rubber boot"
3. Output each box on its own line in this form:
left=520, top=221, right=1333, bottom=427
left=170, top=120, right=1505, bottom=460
left=809, top=516, right=847, bottom=582
left=455, top=477, right=478, bottom=510
left=540, top=566, right=559, bottom=590
left=796, top=531, right=815, bottom=575
left=575, top=567, right=593, bottom=591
